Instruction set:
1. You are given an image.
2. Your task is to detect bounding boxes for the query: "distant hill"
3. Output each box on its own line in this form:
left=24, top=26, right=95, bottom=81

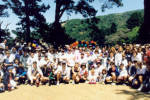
left=64, top=9, right=144, bottom=43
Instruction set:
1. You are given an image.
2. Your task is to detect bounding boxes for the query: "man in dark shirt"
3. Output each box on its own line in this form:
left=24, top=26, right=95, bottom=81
left=105, top=62, right=119, bottom=85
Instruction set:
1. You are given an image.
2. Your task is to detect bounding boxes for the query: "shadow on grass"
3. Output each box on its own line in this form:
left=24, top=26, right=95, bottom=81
left=116, top=88, right=150, bottom=100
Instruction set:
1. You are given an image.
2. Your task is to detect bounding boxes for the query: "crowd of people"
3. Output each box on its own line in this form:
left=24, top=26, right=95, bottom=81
left=0, top=39, right=150, bottom=93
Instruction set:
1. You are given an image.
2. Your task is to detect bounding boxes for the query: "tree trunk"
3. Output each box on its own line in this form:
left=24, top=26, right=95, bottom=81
left=139, top=0, right=150, bottom=43
left=25, top=0, right=31, bottom=42
left=54, top=0, right=61, bottom=25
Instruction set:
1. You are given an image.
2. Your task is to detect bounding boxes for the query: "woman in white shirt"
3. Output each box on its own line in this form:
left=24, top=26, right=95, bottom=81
left=88, top=67, right=97, bottom=84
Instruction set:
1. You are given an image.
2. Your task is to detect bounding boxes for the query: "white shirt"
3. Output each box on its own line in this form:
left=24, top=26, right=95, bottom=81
left=27, top=56, right=37, bottom=66
left=95, top=65, right=105, bottom=77
left=122, top=59, right=128, bottom=67
left=66, top=53, right=75, bottom=67
left=55, top=66, right=70, bottom=78
left=137, top=66, right=146, bottom=75
left=137, top=52, right=142, bottom=62
left=0, top=70, right=4, bottom=78
left=0, top=54, right=4, bottom=63
left=115, top=52, right=122, bottom=66
left=0, top=43, right=5, bottom=49
left=88, top=71, right=97, bottom=81
left=119, top=69, right=128, bottom=77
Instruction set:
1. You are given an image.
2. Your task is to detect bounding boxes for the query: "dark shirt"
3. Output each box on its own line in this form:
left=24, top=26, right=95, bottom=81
left=127, top=65, right=137, bottom=76
left=41, top=67, right=52, bottom=77
left=107, top=67, right=119, bottom=77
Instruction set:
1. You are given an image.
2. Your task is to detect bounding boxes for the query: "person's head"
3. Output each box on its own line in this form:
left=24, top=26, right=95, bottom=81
left=44, top=56, right=48, bottom=61
left=38, top=55, right=41, bottom=60
left=81, top=63, right=86, bottom=70
left=118, top=46, right=123, bottom=52
left=96, top=61, right=101, bottom=67
left=23, top=50, right=28, bottom=56
left=94, top=50, right=99, bottom=54
left=104, top=53, right=107, bottom=57
left=137, top=62, right=142, bottom=69
left=111, top=63, right=116, bottom=71
left=19, top=62, right=23, bottom=67
left=91, top=67, right=95, bottom=75
left=110, top=52, right=114, bottom=57
left=33, top=61, right=37, bottom=68
left=31, top=52, right=34, bottom=58
left=128, top=61, right=132, bottom=66
left=102, top=69, right=107, bottom=75
left=6, top=51, right=11, bottom=57
left=12, top=47, right=17, bottom=53
left=81, top=53, right=84, bottom=58
left=62, top=62, right=66, bottom=69
left=122, top=54, right=126, bottom=59
left=120, top=63, right=124, bottom=70
left=14, top=59, right=19, bottom=64
left=74, top=62, right=79, bottom=68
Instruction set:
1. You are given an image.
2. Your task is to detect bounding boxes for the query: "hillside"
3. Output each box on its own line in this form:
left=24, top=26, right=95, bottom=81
left=64, top=9, right=144, bottom=44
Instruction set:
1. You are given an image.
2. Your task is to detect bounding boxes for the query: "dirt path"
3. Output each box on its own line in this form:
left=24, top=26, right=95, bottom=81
left=0, top=84, right=149, bottom=100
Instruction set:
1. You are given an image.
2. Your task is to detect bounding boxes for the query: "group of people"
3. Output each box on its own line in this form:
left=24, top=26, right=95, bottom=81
left=0, top=39, right=150, bottom=93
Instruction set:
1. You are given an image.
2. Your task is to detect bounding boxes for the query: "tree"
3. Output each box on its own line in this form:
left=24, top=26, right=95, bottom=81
left=126, top=12, right=143, bottom=29
left=4, top=0, right=49, bottom=42
left=49, top=0, right=122, bottom=45
left=0, top=0, right=9, bottom=40
left=111, top=22, right=117, bottom=33
left=138, top=0, right=150, bottom=43
left=0, top=0, right=8, bottom=17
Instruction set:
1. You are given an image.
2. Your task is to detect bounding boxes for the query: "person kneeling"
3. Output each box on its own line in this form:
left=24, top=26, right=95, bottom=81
left=88, top=67, right=97, bottom=84
left=55, top=62, right=70, bottom=85
left=105, top=63, right=119, bottom=85
left=117, top=64, right=128, bottom=85
left=27, top=61, right=43, bottom=87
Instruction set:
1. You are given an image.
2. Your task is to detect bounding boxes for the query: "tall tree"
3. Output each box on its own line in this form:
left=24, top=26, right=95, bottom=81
left=4, top=0, right=49, bottom=42
left=139, top=0, right=150, bottom=43
left=111, top=22, right=117, bottom=33
left=126, top=12, right=143, bottom=30
left=0, top=0, right=9, bottom=40
left=50, top=0, right=122, bottom=46
left=52, top=0, right=122, bottom=26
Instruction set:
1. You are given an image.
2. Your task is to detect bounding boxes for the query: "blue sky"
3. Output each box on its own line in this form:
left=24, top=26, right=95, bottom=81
left=0, top=0, right=144, bottom=31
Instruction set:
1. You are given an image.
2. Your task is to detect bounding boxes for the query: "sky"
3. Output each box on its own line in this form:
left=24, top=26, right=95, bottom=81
left=0, top=0, right=144, bottom=33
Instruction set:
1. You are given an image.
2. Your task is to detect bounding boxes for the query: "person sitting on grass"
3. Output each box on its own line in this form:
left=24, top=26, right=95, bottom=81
left=88, top=67, right=97, bottom=84
left=72, top=63, right=80, bottom=84
left=105, top=62, right=119, bottom=85
left=132, top=62, right=146, bottom=89
left=79, top=63, right=88, bottom=83
left=127, top=61, right=137, bottom=85
left=99, top=69, right=107, bottom=84
left=48, top=65, right=56, bottom=86
left=40, top=64, right=51, bottom=85
left=16, top=62, right=27, bottom=85
left=117, top=64, right=128, bottom=85
left=3, top=67, right=17, bottom=91
left=55, top=61, right=70, bottom=85
left=27, top=61, right=43, bottom=87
